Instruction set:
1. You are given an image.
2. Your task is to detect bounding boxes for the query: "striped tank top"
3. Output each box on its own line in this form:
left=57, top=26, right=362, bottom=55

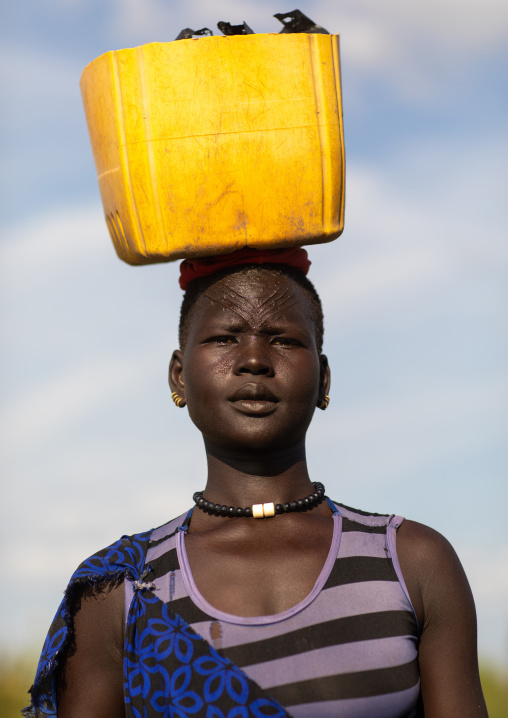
left=124, top=500, right=421, bottom=717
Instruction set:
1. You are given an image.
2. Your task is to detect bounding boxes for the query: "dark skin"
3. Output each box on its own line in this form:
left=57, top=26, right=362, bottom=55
left=58, top=270, right=487, bottom=717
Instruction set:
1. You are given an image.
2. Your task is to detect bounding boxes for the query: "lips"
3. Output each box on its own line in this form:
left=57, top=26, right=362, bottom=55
left=229, top=383, right=279, bottom=403
left=229, top=383, right=279, bottom=415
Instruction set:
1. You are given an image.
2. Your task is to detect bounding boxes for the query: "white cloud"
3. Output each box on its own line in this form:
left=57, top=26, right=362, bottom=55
left=0, top=43, right=79, bottom=105
left=107, top=0, right=276, bottom=41
left=0, top=203, right=109, bottom=295
left=318, top=246, right=444, bottom=314
left=308, top=373, right=508, bottom=491
left=313, top=1, right=508, bottom=104
left=0, top=355, right=149, bottom=456
left=316, top=373, right=507, bottom=442
left=310, top=129, right=507, bottom=318
left=321, top=0, right=508, bottom=57
left=3, top=475, right=194, bottom=583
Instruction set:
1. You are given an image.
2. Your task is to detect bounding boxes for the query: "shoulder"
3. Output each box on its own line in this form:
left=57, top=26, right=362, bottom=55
left=70, top=528, right=154, bottom=584
left=396, top=519, right=475, bottom=632
left=397, top=518, right=463, bottom=572
left=396, top=519, right=467, bottom=591
left=70, top=511, right=189, bottom=584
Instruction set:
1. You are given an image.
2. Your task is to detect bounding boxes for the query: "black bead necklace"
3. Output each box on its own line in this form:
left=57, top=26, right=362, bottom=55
left=193, top=482, right=326, bottom=519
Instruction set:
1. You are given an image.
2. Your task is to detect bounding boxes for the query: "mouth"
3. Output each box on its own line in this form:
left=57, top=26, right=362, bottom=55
left=229, top=383, right=279, bottom=415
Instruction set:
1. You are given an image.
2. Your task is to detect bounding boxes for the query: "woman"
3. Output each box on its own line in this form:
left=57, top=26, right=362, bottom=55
left=26, top=249, right=487, bottom=717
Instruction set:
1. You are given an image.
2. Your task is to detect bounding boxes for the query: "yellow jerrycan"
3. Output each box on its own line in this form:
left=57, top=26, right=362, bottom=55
left=80, top=32, right=345, bottom=264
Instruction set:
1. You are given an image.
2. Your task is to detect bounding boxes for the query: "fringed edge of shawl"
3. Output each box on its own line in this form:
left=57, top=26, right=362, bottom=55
left=23, top=529, right=153, bottom=717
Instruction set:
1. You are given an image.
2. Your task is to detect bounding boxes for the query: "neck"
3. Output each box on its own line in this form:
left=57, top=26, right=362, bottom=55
left=201, top=438, right=314, bottom=507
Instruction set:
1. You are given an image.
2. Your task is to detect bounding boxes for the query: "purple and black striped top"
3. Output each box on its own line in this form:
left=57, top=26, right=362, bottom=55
left=125, top=500, right=421, bottom=717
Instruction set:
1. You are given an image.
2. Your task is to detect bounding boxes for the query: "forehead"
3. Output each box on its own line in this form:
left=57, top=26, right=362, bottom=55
left=193, top=270, right=314, bottom=328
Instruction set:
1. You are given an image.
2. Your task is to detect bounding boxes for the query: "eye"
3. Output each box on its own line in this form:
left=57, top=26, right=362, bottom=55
left=271, top=336, right=304, bottom=347
left=205, top=335, right=238, bottom=345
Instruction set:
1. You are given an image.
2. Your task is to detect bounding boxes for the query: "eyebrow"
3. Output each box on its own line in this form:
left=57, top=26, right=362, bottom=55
left=209, top=319, right=296, bottom=336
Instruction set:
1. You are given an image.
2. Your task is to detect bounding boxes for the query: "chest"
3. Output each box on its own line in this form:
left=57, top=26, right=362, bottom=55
left=184, top=515, right=335, bottom=616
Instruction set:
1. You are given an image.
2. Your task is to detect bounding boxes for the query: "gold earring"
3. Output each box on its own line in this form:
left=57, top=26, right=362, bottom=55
left=171, top=391, right=185, bottom=408
left=318, top=395, right=330, bottom=410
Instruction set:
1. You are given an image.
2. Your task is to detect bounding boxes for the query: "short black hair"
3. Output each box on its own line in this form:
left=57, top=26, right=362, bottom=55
left=178, top=263, right=324, bottom=352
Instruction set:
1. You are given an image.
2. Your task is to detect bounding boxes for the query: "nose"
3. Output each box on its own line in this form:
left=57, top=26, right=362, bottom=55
left=234, top=336, right=274, bottom=376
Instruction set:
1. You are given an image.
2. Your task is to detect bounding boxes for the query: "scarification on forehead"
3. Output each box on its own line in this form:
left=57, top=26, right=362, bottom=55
left=203, top=279, right=302, bottom=329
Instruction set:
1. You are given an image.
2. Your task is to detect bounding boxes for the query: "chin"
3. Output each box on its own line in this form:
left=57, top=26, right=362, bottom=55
left=212, top=426, right=308, bottom=454
left=193, top=406, right=314, bottom=454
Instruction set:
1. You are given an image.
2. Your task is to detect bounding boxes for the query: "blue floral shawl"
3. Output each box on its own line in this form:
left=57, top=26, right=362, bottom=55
left=24, top=530, right=289, bottom=718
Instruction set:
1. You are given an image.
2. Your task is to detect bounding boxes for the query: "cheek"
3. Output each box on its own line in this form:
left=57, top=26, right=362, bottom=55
left=183, top=351, right=231, bottom=400
left=281, top=353, right=321, bottom=394
left=182, top=354, right=237, bottom=439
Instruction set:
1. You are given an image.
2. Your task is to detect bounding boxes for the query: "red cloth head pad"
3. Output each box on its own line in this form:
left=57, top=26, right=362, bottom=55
left=179, top=247, right=311, bottom=290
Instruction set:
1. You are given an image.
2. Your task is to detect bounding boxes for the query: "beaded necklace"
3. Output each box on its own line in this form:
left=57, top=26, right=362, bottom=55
left=193, top=482, right=325, bottom=519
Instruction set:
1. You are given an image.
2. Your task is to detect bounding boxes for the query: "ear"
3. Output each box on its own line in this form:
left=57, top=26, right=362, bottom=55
left=317, top=354, right=331, bottom=408
left=169, top=350, right=187, bottom=406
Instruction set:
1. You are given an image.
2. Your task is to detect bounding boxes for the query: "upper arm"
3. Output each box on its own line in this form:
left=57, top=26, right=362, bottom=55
left=57, top=581, right=125, bottom=718
left=397, top=520, right=488, bottom=718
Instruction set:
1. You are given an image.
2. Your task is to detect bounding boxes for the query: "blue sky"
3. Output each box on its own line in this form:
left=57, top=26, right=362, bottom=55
left=1, top=0, right=507, bottom=665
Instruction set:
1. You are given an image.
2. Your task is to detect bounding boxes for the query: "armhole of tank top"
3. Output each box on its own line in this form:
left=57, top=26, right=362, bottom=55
left=386, top=515, right=420, bottom=636
left=124, top=576, right=134, bottom=632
